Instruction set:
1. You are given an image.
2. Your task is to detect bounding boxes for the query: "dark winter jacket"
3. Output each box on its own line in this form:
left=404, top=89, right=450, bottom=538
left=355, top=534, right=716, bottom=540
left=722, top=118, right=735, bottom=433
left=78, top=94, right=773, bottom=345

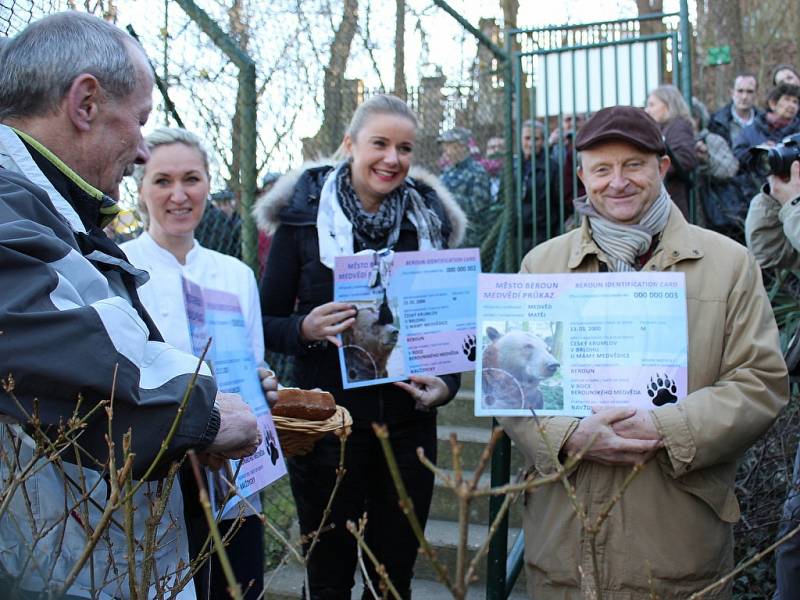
left=254, top=162, right=467, bottom=428
left=661, top=117, right=699, bottom=219
left=730, top=112, right=800, bottom=204
left=0, top=126, right=217, bottom=598
left=0, top=140, right=219, bottom=475
left=708, top=102, right=763, bottom=147
left=732, top=111, right=800, bottom=164
left=521, top=150, right=562, bottom=250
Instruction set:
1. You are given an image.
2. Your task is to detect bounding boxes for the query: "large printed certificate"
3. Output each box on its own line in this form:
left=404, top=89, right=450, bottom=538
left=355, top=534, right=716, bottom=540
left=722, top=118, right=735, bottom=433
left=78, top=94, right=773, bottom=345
left=333, top=248, right=480, bottom=389
left=183, top=277, right=287, bottom=517
left=475, top=272, right=688, bottom=417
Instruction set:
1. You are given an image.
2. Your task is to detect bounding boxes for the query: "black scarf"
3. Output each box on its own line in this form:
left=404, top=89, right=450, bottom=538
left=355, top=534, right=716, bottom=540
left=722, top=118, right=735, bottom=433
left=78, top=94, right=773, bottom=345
left=336, top=164, right=408, bottom=250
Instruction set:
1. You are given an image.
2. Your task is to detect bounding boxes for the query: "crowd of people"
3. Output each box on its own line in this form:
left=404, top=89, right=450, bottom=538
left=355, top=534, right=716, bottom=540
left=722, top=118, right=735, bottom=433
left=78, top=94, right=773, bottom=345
left=0, top=10, right=799, bottom=600
left=429, top=66, right=800, bottom=256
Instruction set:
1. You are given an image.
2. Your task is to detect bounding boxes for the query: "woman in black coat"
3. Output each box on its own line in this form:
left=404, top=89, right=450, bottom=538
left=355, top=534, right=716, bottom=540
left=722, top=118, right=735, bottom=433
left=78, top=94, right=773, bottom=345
left=254, top=94, right=466, bottom=599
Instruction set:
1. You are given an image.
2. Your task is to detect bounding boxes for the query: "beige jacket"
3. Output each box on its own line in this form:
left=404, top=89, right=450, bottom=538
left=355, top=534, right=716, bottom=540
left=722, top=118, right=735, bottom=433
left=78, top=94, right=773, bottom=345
left=500, top=205, right=788, bottom=599
left=745, top=186, right=800, bottom=268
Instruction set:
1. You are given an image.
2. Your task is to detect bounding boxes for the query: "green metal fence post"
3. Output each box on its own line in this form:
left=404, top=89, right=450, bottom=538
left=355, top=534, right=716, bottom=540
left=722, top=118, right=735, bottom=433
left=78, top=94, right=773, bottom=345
left=678, top=0, right=695, bottom=223
left=679, top=0, right=692, bottom=108
left=487, top=423, right=511, bottom=600
left=173, top=0, right=259, bottom=274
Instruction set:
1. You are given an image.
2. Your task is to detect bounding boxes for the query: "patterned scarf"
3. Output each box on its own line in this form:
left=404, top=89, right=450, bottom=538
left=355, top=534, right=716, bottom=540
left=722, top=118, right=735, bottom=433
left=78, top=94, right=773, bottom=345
left=575, top=186, right=672, bottom=272
left=335, top=163, right=444, bottom=251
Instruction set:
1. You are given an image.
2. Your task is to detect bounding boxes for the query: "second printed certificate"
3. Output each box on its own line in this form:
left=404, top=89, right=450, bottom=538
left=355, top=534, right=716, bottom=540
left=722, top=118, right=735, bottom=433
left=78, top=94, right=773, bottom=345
left=475, top=272, right=688, bottom=417
left=334, top=248, right=480, bottom=388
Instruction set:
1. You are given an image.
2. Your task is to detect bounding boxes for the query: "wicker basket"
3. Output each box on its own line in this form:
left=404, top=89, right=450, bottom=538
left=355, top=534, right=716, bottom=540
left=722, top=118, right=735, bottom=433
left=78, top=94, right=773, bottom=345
left=273, top=405, right=352, bottom=457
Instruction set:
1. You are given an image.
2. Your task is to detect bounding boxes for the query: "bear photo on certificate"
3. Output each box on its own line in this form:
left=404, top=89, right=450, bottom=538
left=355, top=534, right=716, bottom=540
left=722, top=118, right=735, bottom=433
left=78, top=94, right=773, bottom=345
left=480, top=321, right=564, bottom=411
left=341, top=297, right=406, bottom=384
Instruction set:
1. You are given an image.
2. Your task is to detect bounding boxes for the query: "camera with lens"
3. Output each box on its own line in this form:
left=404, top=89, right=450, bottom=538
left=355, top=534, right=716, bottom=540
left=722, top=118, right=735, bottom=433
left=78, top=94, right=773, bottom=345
left=748, top=133, right=800, bottom=178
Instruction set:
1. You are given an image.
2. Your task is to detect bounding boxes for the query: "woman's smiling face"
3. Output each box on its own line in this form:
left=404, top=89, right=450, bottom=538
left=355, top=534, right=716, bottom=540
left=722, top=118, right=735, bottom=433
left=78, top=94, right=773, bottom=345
left=344, top=113, right=416, bottom=211
left=139, top=142, right=210, bottom=242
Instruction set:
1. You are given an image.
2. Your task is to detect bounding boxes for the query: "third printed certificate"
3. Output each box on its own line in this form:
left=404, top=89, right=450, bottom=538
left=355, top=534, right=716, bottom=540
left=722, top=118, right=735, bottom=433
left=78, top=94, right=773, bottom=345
left=475, top=272, right=688, bottom=417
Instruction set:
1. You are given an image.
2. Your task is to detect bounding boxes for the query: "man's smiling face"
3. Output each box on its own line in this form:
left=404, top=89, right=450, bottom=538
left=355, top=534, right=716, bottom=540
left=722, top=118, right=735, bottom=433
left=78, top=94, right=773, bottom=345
left=578, top=141, right=670, bottom=225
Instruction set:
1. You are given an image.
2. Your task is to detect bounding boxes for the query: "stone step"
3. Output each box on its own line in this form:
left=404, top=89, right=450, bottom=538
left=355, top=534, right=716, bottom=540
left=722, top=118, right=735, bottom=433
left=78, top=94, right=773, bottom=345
left=436, top=425, right=526, bottom=476
left=437, top=389, right=491, bottom=428
left=428, top=468, right=524, bottom=528
left=263, top=561, right=529, bottom=599
left=415, top=519, right=525, bottom=586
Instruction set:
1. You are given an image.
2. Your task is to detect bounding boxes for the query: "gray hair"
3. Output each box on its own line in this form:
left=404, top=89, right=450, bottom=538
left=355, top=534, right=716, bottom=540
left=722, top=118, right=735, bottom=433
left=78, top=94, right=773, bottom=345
left=0, top=11, right=146, bottom=120
left=521, top=119, right=545, bottom=133
left=132, top=127, right=210, bottom=187
left=648, top=84, right=692, bottom=123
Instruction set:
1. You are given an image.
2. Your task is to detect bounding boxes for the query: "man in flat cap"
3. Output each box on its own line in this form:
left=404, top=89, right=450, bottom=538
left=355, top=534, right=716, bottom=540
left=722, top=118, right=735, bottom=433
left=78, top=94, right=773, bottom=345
left=499, top=106, right=787, bottom=599
left=438, top=126, right=491, bottom=247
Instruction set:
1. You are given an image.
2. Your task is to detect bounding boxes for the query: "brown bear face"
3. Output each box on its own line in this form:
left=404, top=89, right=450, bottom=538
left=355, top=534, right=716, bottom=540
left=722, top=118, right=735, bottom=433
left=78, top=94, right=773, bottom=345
left=481, top=326, right=560, bottom=410
left=341, top=304, right=400, bottom=380
left=486, top=327, right=559, bottom=383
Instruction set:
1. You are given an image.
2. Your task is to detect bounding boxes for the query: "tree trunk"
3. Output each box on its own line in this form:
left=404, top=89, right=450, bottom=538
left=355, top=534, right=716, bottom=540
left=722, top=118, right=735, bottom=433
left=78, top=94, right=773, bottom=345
left=705, top=0, right=745, bottom=108
left=500, top=0, right=518, bottom=31
left=394, top=0, right=407, bottom=101
left=636, top=0, right=664, bottom=38
left=322, top=0, right=359, bottom=154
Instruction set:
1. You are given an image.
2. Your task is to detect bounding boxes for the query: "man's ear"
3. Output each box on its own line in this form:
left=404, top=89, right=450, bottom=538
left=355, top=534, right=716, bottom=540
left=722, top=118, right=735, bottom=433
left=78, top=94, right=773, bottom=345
left=658, top=154, right=671, bottom=179
left=64, top=74, right=103, bottom=133
left=577, top=164, right=584, bottom=185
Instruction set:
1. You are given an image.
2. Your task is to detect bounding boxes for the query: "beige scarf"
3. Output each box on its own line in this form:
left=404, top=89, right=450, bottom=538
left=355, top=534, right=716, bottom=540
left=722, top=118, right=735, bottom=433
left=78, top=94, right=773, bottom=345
left=574, top=186, right=672, bottom=272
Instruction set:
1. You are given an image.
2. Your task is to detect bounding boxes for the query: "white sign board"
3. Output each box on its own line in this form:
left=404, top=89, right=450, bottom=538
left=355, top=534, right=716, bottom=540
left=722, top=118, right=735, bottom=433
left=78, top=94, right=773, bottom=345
left=533, top=40, right=662, bottom=117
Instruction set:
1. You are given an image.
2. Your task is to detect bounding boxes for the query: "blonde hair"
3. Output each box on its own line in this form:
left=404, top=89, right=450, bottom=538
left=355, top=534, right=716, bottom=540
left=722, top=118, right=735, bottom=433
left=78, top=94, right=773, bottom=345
left=648, top=84, right=692, bottom=123
left=134, top=127, right=210, bottom=222
left=333, top=94, right=418, bottom=160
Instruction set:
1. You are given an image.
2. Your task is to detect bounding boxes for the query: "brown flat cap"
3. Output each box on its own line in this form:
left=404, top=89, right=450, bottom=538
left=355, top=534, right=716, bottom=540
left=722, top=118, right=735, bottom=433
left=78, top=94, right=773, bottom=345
left=575, top=106, right=665, bottom=154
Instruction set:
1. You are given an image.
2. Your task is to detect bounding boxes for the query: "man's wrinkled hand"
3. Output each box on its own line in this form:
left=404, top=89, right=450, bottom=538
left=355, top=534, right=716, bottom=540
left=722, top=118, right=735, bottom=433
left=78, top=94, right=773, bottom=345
left=563, top=407, right=660, bottom=466
left=206, top=392, right=260, bottom=458
left=695, top=139, right=709, bottom=163
left=611, top=408, right=662, bottom=442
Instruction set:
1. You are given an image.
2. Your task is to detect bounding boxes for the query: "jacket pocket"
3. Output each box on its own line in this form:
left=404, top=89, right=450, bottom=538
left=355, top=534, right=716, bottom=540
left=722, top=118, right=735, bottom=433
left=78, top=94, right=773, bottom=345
left=522, top=486, right=582, bottom=586
left=672, top=466, right=740, bottom=523
left=622, top=467, right=735, bottom=583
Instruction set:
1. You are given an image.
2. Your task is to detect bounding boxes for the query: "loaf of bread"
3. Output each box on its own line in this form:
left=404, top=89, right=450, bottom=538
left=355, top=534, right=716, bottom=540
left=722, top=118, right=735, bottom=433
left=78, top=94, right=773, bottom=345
left=272, top=388, right=336, bottom=421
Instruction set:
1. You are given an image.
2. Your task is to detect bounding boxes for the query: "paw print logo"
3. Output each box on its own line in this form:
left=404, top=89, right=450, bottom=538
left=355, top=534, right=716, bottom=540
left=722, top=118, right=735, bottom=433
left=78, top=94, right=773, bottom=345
left=646, top=373, right=678, bottom=406
left=462, top=334, right=476, bottom=362
left=265, top=427, right=280, bottom=465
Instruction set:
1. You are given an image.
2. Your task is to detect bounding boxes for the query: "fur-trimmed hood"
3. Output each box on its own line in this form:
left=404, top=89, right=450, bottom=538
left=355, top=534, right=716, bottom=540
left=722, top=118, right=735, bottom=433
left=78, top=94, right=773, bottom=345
left=252, top=159, right=467, bottom=248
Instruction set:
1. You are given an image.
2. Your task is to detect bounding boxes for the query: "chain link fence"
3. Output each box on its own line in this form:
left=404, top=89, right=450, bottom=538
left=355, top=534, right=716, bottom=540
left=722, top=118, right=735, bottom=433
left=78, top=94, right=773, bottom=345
left=0, top=0, right=65, bottom=34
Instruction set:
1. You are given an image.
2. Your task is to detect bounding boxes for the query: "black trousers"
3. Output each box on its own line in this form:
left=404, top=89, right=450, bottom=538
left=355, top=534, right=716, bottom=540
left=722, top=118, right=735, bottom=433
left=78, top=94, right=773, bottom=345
left=288, top=418, right=437, bottom=600
left=183, top=467, right=265, bottom=600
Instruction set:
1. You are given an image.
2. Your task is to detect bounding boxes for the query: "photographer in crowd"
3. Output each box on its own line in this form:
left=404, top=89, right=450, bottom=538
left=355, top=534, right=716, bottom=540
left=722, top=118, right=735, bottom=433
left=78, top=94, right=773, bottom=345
left=745, top=158, right=800, bottom=600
